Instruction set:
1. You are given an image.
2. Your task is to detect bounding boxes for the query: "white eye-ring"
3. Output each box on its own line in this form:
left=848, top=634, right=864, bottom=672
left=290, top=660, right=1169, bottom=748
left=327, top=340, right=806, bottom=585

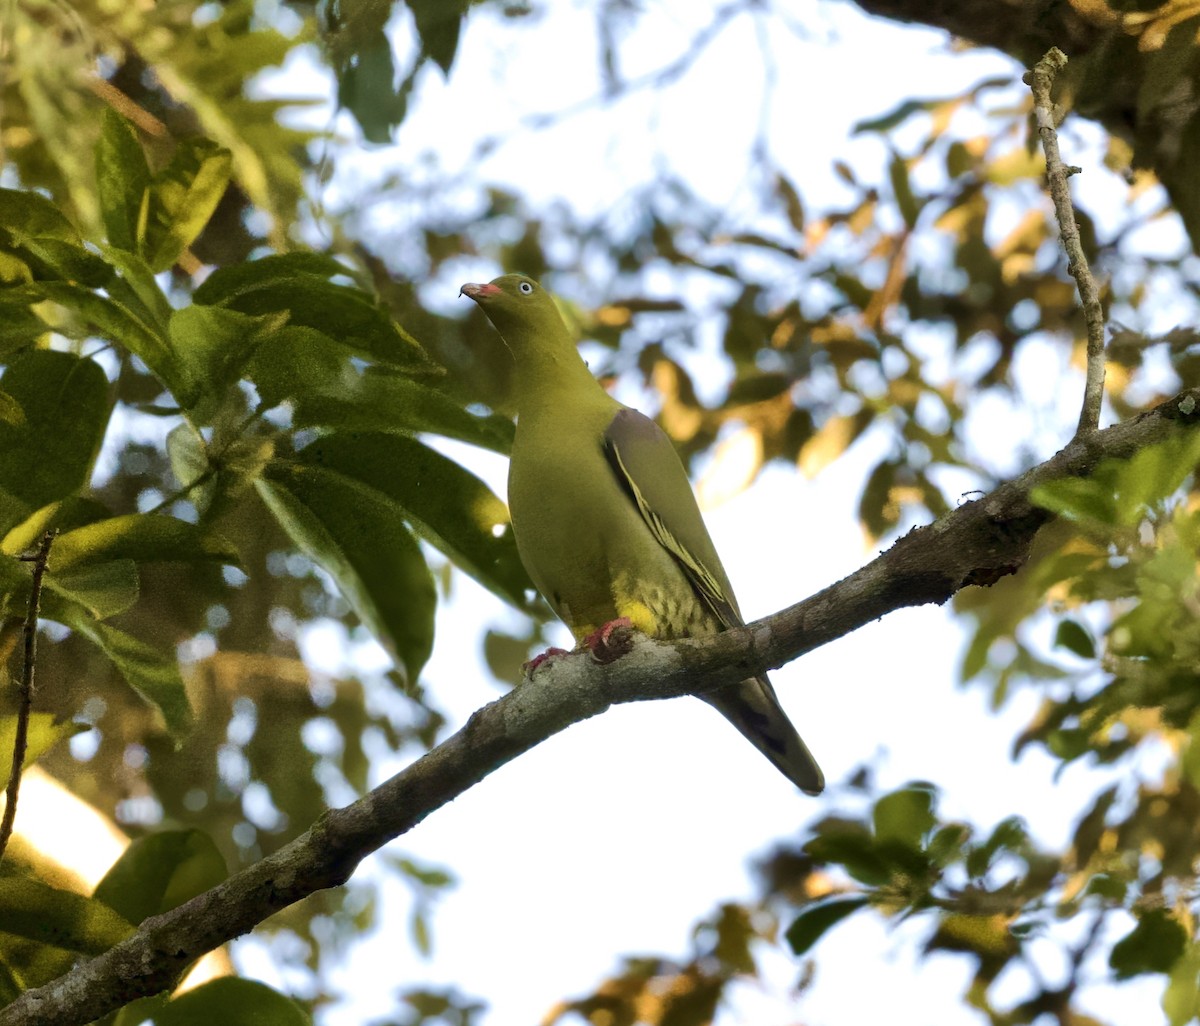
left=518, top=281, right=534, bottom=294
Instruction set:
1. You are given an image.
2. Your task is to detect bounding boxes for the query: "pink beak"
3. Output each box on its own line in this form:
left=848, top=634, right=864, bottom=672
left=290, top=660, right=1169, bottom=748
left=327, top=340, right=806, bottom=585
left=459, top=282, right=501, bottom=300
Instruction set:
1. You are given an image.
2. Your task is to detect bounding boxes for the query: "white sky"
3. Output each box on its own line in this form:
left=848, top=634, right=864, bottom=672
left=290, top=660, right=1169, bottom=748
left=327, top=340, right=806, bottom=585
left=242, top=2, right=1173, bottom=1024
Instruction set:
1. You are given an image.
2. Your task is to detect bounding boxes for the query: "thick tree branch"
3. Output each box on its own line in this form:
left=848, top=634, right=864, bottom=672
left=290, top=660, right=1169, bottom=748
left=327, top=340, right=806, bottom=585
left=1024, top=49, right=1107, bottom=436
left=3, top=389, right=1199, bottom=1026
left=850, top=0, right=1106, bottom=65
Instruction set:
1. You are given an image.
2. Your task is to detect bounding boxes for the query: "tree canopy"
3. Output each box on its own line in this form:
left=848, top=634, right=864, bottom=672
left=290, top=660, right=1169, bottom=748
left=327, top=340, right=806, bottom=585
left=3, top=2, right=1200, bottom=1025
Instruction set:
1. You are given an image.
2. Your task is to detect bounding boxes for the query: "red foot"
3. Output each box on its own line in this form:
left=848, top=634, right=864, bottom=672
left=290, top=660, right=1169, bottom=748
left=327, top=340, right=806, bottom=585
left=523, top=647, right=568, bottom=675
left=583, top=617, right=636, bottom=664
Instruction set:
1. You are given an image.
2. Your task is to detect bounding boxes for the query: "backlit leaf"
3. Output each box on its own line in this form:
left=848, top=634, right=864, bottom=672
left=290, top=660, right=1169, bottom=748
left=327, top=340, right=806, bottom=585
left=0, top=878, right=133, bottom=954
left=290, top=432, right=529, bottom=605
left=95, top=110, right=152, bottom=253
left=154, top=978, right=311, bottom=1026
left=1110, top=910, right=1187, bottom=978
left=257, top=461, right=436, bottom=680
left=785, top=895, right=869, bottom=956
left=95, top=830, right=228, bottom=925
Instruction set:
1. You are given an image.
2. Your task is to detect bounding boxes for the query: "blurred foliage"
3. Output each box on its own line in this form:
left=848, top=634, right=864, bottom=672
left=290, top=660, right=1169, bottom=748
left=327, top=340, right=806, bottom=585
left=3, top=0, right=1200, bottom=1025
left=544, top=904, right=769, bottom=1026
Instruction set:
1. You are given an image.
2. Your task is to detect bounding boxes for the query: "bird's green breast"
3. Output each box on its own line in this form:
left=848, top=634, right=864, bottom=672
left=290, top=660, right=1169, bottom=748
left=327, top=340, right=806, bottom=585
left=508, top=399, right=714, bottom=641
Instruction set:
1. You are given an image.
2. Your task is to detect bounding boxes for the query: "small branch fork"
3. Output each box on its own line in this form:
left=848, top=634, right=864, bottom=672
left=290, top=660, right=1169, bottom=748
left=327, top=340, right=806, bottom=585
left=1024, top=48, right=1108, bottom=436
left=0, top=529, right=56, bottom=864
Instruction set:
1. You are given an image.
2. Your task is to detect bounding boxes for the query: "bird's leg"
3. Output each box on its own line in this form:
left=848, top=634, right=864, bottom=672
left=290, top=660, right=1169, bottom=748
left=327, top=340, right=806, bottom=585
left=523, top=647, right=569, bottom=675
left=523, top=617, right=637, bottom=674
left=582, top=617, right=636, bottom=664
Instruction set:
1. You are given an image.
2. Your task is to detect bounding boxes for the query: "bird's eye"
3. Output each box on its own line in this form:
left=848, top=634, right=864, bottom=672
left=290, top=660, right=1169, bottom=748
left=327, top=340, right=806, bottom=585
left=519, top=281, right=534, bottom=294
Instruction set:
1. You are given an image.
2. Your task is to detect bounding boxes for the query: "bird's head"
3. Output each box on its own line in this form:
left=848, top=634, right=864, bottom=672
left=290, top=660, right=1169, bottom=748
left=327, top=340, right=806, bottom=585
left=459, top=274, right=569, bottom=355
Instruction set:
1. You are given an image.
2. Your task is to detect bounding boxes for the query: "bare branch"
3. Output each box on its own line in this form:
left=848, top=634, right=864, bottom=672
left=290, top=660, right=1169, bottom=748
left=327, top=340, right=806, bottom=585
left=0, top=530, right=56, bottom=864
left=1024, top=48, right=1107, bottom=436
left=2, top=389, right=1198, bottom=1026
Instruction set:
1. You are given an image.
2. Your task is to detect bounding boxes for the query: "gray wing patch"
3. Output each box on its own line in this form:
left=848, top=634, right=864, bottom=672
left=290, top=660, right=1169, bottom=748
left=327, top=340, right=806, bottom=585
left=602, top=407, right=741, bottom=628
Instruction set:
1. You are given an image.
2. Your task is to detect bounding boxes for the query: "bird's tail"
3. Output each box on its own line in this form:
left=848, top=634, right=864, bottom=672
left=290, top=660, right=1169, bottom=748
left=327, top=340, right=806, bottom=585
left=701, top=676, right=824, bottom=795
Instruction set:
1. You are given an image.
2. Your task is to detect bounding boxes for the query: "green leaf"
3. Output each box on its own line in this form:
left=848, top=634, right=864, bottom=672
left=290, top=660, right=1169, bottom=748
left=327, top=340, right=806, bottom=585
left=337, top=31, right=409, bottom=143
left=257, top=462, right=436, bottom=680
left=858, top=459, right=898, bottom=542
left=1045, top=727, right=1091, bottom=763
left=389, top=854, right=456, bottom=890
left=35, top=281, right=172, bottom=381
left=966, top=816, right=1028, bottom=877
left=805, top=820, right=891, bottom=886
left=296, top=371, right=515, bottom=454
left=154, top=978, right=311, bottom=1026
left=102, top=246, right=174, bottom=335
left=167, top=425, right=213, bottom=508
left=0, top=188, right=80, bottom=243
left=143, top=138, right=232, bottom=272
left=94, top=829, right=228, bottom=925
left=888, top=150, right=921, bottom=229
left=15, top=238, right=111, bottom=286
left=0, top=552, right=27, bottom=616
left=52, top=513, right=239, bottom=570
left=291, top=432, right=530, bottom=605
left=1115, top=432, right=1200, bottom=525
left=47, top=597, right=192, bottom=736
left=248, top=325, right=512, bottom=451
left=412, top=909, right=432, bottom=957
left=1053, top=618, right=1095, bottom=659
left=959, top=627, right=992, bottom=683
left=0, top=351, right=109, bottom=532
left=927, top=823, right=970, bottom=867
left=0, top=290, right=49, bottom=354
left=95, top=110, right=152, bottom=252
left=45, top=559, right=140, bottom=620
left=853, top=98, right=932, bottom=136
left=1084, top=874, right=1128, bottom=900
left=1031, top=476, right=1115, bottom=526
left=1183, top=714, right=1200, bottom=790
left=774, top=172, right=805, bottom=233
left=0, top=713, right=88, bottom=790
left=1110, top=909, right=1188, bottom=978
left=406, top=0, right=468, bottom=74
left=1164, top=941, right=1200, bottom=1026
left=193, top=253, right=356, bottom=305
left=246, top=324, right=351, bottom=410
left=0, top=249, right=29, bottom=285
left=0, top=957, right=21, bottom=1005
left=873, top=784, right=936, bottom=850
left=929, top=912, right=1017, bottom=959
left=785, top=895, right=869, bottom=956
left=194, top=253, right=430, bottom=369
left=166, top=304, right=279, bottom=422
left=111, top=994, right=172, bottom=1026
left=0, top=877, right=134, bottom=955
left=0, top=390, right=23, bottom=426
left=1071, top=785, right=1118, bottom=867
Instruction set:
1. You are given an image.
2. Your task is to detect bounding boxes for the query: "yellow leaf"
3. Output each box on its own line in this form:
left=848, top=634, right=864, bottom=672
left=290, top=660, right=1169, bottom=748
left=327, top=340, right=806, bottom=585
left=799, top=413, right=859, bottom=478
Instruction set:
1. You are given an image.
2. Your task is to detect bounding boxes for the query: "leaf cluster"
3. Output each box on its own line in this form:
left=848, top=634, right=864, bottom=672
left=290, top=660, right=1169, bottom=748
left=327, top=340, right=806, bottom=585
left=0, top=112, right=528, bottom=1017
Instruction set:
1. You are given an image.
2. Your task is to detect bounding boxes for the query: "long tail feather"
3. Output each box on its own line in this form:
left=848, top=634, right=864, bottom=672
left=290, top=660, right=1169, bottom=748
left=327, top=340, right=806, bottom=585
left=701, top=676, right=824, bottom=794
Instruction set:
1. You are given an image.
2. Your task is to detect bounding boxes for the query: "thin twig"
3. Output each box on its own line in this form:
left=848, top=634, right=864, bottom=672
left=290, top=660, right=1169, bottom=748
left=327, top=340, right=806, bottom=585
left=1024, top=48, right=1107, bottom=436
left=84, top=75, right=170, bottom=140
left=0, top=530, right=56, bottom=864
